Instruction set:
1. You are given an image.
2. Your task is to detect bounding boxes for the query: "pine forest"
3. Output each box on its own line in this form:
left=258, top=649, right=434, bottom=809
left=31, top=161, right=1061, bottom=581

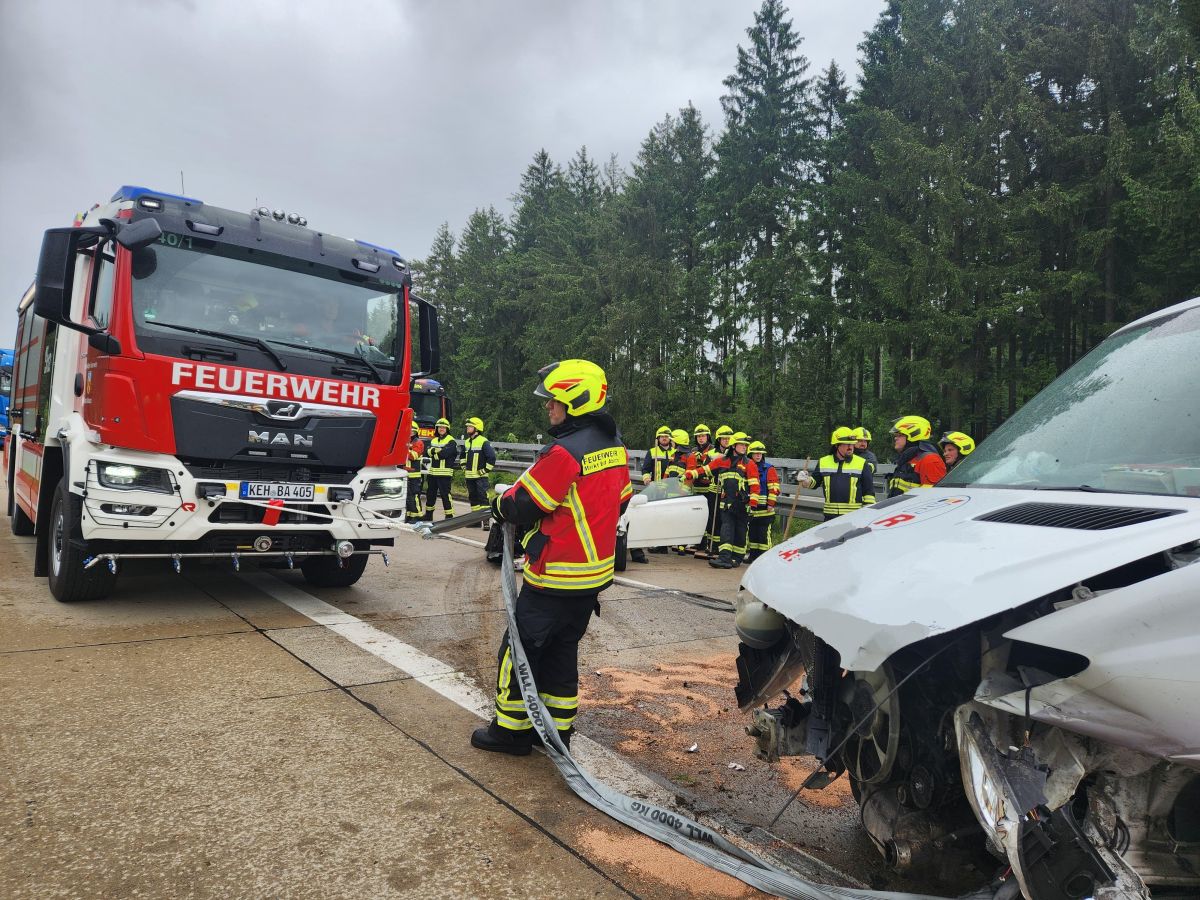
left=414, top=0, right=1200, bottom=457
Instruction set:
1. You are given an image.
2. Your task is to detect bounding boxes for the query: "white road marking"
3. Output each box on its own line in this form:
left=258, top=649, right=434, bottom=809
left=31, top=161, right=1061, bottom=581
left=240, top=570, right=490, bottom=716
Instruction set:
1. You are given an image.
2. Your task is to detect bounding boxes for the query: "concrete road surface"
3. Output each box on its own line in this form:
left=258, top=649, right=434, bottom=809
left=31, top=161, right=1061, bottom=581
left=1, top=495, right=960, bottom=898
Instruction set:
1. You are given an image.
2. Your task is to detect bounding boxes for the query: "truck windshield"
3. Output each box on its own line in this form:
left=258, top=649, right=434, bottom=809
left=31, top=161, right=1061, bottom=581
left=410, top=391, right=443, bottom=423
left=943, top=303, right=1200, bottom=497
left=129, top=240, right=400, bottom=373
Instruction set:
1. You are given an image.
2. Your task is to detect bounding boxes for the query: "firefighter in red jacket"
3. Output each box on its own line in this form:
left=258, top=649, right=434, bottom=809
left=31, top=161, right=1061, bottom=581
left=746, top=440, right=779, bottom=560
left=888, top=415, right=947, bottom=496
left=687, top=424, right=721, bottom=559
left=691, top=432, right=758, bottom=569
left=472, top=359, right=633, bottom=756
left=404, top=423, right=425, bottom=521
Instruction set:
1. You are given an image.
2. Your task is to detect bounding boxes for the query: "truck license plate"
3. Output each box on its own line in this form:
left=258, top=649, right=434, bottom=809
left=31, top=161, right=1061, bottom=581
left=239, top=482, right=315, bottom=502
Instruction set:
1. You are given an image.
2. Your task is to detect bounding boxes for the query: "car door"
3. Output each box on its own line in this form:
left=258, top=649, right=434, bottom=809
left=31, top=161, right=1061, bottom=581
left=623, top=477, right=709, bottom=548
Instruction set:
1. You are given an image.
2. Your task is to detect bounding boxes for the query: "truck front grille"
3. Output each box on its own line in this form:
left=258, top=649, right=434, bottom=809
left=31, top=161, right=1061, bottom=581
left=180, top=459, right=356, bottom=485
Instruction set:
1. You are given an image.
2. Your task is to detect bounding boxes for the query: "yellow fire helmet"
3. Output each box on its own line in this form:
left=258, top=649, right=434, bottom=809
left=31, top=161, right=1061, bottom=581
left=715, top=425, right=734, bottom=439
left=656, top=425, right=672, bottom=438
left=533, top=359, right=609, bottom=416
left=891, top=415, right=932, bottom=442
left=466, top=416, right=485, bottom=433
left=671, top=428, right=690, bottom=447
left=411, top=422, right=419, bottom=435
left=693, top=423, right=711, bottom=437
left=853, top=426, right=872, bottom=442
left=748, top=440, right=766, bottom=455
left=435, top=418, right=451, bottom=428
left=731, top=431, right=750, bottom=449
left=940, top=431, right=976, bottom=455
left=831, top=426, right=858, bottom=445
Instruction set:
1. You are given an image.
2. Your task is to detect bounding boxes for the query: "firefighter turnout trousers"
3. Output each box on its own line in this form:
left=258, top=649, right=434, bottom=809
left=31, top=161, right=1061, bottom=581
left=423, top=476, right=453, bottom=520
left=406, top=474, right=425, bottom=519
left=747, top=514, right=773, bottom=561
left=493, top=584, right=596, bottom=735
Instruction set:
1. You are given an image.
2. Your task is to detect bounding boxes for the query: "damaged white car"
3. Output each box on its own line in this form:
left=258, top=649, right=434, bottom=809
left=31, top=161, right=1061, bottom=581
left=735, top=297, right=1200, bottom=899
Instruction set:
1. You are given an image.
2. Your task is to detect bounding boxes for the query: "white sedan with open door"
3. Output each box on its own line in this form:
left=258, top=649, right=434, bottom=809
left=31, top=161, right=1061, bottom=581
left=614, top=477, right=709, bottom=571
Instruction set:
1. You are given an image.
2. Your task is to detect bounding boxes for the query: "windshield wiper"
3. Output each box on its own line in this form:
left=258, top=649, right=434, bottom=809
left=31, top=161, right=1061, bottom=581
left=145, top=321, right=287, bottom=371
left=265, top=338, right=387, bottom=384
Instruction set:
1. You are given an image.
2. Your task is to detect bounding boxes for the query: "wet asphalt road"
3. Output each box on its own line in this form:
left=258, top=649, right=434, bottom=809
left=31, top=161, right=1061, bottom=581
left=1, top=495, right=957, bottom=899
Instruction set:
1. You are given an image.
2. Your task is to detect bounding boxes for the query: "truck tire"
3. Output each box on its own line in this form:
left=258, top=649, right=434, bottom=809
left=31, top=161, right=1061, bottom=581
left=47, top=482, right=116, bottom=603
left=614, top=531, right=628, bottom=572
left=301, top=553, right=368, bottom=588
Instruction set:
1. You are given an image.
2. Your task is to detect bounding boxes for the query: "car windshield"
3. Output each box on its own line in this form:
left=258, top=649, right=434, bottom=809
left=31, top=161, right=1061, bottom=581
left=943, top=303, right=1200, bottom=497
left=640, top=476, right=692, bottom=501
left=129, top=239, right=400, bottom=369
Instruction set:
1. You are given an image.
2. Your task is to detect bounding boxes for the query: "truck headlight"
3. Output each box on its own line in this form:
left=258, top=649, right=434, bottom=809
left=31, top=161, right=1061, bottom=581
left=363, top=477, right=406, bottom=500
left=97, top=462, right=172, bottom=493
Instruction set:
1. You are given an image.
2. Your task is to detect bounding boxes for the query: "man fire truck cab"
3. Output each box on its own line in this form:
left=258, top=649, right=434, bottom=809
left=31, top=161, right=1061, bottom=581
left=409, top=376, right=451, bottom=441
left=4, top=186, right=439, bottom=602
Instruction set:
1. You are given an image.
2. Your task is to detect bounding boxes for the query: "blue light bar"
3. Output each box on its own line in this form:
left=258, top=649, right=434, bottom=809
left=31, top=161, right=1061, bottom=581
left=111, top=185, right=203, bottom=205
left=355, top=238, right=401, bottom=257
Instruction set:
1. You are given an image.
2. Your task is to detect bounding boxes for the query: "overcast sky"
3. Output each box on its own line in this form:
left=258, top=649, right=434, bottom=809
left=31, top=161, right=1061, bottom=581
left=0, top=0, right=884, bottom=348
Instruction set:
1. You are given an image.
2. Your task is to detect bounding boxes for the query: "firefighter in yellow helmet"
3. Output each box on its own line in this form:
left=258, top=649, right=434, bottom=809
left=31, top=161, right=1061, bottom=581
left=686, top=424, right=721, bottom=558
left=472, top=359, right=632, bottom=755
left=746, top=440, right=780, bottom=560
left=642, top=425, right=674, bottom=484
left=405, top=423, right=425, bottom=520
left=703, top=432, right=759, bottom=569
left=798, top=427, right=876, bottom=520
left=462, top=415, right=496, bottom=529
left=689, top=424, right=735, bottom=559
left=853, top=427, right=877, bottom=465
left=888, top=415, right=946, bottom=496
left=939, top=431, right=976, bottom=472
left=421, top=417, right=458, bottom=521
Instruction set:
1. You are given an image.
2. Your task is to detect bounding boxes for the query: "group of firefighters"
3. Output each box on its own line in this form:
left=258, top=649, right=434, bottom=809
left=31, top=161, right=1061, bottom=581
left=399, top=408, right=978, bottom=574
left=633, top=417, right=977, bottom=569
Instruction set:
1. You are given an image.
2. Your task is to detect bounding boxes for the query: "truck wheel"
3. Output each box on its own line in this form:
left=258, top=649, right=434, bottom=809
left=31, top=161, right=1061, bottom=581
left=614, top=531, right=628, bottom=572
left=47, top=482, right=116, bottom=603
left=301, top=553, right=368, bottom=588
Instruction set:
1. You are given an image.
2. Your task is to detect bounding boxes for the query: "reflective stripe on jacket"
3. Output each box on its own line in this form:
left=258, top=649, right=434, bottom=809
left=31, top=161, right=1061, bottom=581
left=424, top=434, right=458, bottom=476
left=405, top=438, right=425, bottom=478
left=462, top=434, right=495, bottom=479
left=887, top=443, right=946, bottom=497
left=812, top=453, right=876, bottom=516
left=750, top=459, right=780, bottom=517
left=500, top=416, right=633, bottom=596
left=685, top=446, right=720, bottom=492
left=642, top=445, right=673, bottom=481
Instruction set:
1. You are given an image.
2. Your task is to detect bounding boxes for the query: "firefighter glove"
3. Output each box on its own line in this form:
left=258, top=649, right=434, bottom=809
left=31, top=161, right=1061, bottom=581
left=489, top=495, right=506, bottom=523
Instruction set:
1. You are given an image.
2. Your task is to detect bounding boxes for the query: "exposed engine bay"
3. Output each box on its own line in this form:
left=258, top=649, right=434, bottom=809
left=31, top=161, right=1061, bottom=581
left=736, top=539, right=1200, bottom=899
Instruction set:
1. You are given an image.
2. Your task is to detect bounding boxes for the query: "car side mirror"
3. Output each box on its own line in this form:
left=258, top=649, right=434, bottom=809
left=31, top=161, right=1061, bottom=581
left=629, top=494, right=649, bottom=508
left=34, top=226, right=105, bottom=324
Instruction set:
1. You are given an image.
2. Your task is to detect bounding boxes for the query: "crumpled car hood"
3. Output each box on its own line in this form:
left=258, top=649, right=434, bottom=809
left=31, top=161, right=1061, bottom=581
left=740, top=488, right=1200, bottom=671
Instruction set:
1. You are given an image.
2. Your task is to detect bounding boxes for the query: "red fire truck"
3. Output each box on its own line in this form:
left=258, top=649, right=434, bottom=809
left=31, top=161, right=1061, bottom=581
left=4, top=186, right=439, bottom=602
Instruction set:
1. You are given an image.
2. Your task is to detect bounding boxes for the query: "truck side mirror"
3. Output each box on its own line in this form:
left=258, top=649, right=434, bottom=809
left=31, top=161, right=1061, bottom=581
left=34, top=227, right=87, bottom=323
left=413, top=296, right=440, bottom=377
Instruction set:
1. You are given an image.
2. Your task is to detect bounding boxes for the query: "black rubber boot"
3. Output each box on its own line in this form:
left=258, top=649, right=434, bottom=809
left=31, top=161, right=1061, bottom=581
left=709, top=553, right=735, bottom=569
left=630, top=548, right=649, bottom=564
left=470, top=721, right=533, bottom=756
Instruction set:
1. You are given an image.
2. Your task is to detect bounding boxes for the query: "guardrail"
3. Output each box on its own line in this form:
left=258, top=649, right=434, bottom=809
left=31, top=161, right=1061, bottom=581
left=489, top=442, right=893, bottom=524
